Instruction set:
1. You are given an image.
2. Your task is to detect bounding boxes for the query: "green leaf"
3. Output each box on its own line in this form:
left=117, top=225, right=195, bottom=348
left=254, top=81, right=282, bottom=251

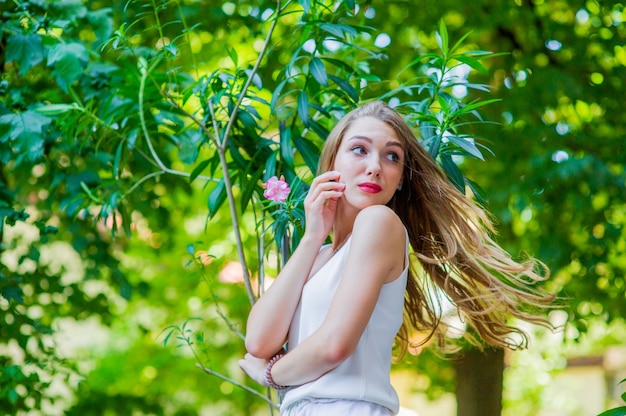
left=419, top=121, right=436, bottom=140
left=280, top=122, right=295, bottom=169
left=1, top=285, right=24, bottom=303
left=441, top=154, right=465, bottom=193
left=35, top=103, right=82, bottom=116
left=8, top=388, right=19, bottom=405
left=118, top=279, right=132, bottom=300
left=343, top=0, right=356, bottom=10
left=465, top=177, right=487, bottom=206
left=270, top=78, right=289, bottom=112
left=453, top=54, right=488, bottom=74
left=50, top=0, right=88, bottom=20
left=244, top=69, right=263, bottom=89
left=319, top=23, right=358, bottom=38
left=298, top=0, right=311, bottom=13
left=5, top=34, right=44, bottom=75
left=320, top=23, right=347, bottom=38
left=87, top=8, right=114, bottom=45
left=177, top=135, right=200, bottom=165
left=293, top=136, right=319, bottom=173
left=308, top=119, right=330, bottom=140
left=437, top=95, right=450, bottom=112
left=437, top=19, right=449, bottom=54
left=227, top=143, right=248, bottom=170
left=446, top=135, right=484, bottom=160
left=48, top=42, right=88, bottom=67
left=226, top=46, right=238, bottom=66
left=297, top=92, right=310, bottom=127
left=240, top=167, right=264, bottom=213
left=264, top=150, right=278, bottom=180
left=162, top=329, right=176, bottom=346
left=237, top=109, right=258, bottom=132
left=397, top=52, right=441, bottom=77
left=113, top=141, right=123, bottom=177
left=189, top=159, right=212, bottom=183
left=80, top=181, right=102, bottom=204
left=15, top=132, right=46, bottom=164
left=328, top=75, right=358, bottom=102
left=207, top=179, right=226, bottom=218
left=427, top=134, right=442, bottom=159
left=321, top=57, right=355, bottom=74
left=456, top=98, right=501, bottom=115
left=47, top=43, right=89, bottom=90
left=448, top=30, right=474, bottom=56
left=309, top=57, right=328, bottom=86
left=0, top=111, right=50, bottom=163
left=597, top=407, right=626, bottom=416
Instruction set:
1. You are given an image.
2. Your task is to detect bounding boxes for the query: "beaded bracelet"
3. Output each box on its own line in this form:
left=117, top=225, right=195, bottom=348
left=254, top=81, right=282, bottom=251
left=264, top=353, right=288, bottom=390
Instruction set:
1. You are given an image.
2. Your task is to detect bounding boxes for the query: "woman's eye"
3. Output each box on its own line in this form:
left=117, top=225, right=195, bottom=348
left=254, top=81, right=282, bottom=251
left=350, top=146, right=366, bottom=155
left=386, top=152, right=400, bottom=162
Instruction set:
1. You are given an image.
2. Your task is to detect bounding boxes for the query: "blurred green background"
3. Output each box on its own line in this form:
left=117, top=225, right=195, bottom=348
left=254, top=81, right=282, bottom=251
left=1, top=1, right=625, bottom=415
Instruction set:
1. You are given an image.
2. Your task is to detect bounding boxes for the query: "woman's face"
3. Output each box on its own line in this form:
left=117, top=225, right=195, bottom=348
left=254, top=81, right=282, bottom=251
left=332, top=116, right=405, bottom=210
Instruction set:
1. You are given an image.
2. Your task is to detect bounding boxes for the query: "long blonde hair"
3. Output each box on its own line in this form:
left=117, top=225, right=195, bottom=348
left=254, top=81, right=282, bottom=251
left=318, top=101, right=555, bottom=353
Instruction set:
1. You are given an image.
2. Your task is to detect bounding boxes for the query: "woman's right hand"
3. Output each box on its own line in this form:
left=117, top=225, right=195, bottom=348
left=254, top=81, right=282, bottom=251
left=303, top=171, right=345, bottom=243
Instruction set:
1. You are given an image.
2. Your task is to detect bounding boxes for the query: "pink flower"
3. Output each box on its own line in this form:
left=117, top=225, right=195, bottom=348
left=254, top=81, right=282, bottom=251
left=263, top=176, right=291, bottom=203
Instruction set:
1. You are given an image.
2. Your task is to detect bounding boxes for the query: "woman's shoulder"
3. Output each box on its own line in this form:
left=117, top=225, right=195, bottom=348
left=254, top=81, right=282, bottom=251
left=353, top=205, right=404, bottom=237
left=352, top=206, right=407, bottom=278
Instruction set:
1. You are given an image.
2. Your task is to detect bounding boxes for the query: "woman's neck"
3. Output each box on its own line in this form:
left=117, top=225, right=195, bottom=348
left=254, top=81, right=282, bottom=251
left=332, top=201, right=359, bottom=250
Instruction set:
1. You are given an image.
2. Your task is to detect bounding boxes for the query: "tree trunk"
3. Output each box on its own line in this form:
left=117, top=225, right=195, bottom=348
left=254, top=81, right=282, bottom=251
left=454, top=348, right=505, bottom=416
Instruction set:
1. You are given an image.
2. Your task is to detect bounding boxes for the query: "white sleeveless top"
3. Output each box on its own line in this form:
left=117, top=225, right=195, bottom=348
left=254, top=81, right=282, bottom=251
left=280, top=233, right=409, bottom=414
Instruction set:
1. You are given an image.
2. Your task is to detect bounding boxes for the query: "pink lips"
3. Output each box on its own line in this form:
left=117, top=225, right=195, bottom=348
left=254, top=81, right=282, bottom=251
left=358, top=182, right=382, bottom=194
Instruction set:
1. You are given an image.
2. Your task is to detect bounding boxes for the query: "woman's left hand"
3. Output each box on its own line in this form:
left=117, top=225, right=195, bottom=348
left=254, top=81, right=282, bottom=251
left=238, top=353, right=269, bottom=386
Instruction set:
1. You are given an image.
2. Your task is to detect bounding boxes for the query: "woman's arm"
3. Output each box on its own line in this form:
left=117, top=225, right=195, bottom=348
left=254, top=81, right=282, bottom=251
left=244, top=235, right=324, bottom=358
left=244, top=171, right=345, bottom=358
left=241, top=205, right=406, bottom=386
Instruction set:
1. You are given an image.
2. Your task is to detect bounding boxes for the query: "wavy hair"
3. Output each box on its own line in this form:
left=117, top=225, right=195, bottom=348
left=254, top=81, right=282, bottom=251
left=318, top=101, right=555, bottom=354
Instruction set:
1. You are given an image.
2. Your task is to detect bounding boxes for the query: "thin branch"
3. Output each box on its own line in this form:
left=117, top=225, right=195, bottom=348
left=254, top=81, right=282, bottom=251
left=176, top=1, right=199, bottom=79
left=205, top=0, right=284, bottom=306
left=161, top=89, right=219, bottom=148
left=259, top=229, right=266, bottom=296
left=208, top=100, right=256, bottom=305
left=123, top=171, right=164, bottom=197
left=137, top=59, right=219, bottom=184
left=203, top=274, right=246, bottom=341
left=136, top=2, right=284, bottom=306
left=219, top=0, right=283, bottom=151
left=196, top=364, right=279, bottom=409
left=252, top=199, right=266, bottom=296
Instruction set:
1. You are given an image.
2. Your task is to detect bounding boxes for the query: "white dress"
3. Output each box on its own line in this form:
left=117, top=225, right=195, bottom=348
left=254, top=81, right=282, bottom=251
left=280, top=233, right=409, bottom=416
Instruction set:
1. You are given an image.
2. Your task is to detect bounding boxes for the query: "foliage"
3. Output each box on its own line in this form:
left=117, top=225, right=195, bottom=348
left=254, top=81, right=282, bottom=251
left=1, top=0, right=624, bottom=415
left=596, top=378, right=626, bottom=416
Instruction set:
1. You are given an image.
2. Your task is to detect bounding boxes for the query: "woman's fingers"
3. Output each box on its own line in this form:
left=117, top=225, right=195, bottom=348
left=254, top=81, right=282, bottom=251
left=302, top=171, right=345, bottom=239
left=311, top=170, right=341, bottom=185
left=305, top=171, right=344, bottom=206
left=238, top=355, right=269, bottom=386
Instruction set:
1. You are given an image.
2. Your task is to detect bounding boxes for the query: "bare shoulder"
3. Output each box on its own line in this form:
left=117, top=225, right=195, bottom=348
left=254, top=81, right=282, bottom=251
left=353, top=205, right=404, bottom=238
left=350, top=205, right=406, bottom=280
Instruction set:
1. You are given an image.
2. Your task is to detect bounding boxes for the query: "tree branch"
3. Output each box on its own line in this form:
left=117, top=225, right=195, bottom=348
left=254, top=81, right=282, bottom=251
left=208, top=100, right=256, bottom=305
left=137, top=59, right=218, bottom=184
left=161, top=88, right=219, bottom=149
left=195, top=364, right=279, bottom=409
left=219, top=0, right=283, bottom=151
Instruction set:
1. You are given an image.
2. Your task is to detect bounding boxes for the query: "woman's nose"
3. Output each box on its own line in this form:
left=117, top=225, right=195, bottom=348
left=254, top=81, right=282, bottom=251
left=366, top=156, right=382, bottom=176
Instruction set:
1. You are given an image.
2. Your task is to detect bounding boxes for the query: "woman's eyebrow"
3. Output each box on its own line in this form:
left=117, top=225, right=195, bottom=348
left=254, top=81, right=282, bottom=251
left=347, top=135, right=403, bottom=149
left=346, top=135, right=372, bottom=143
left=386, top=141, right=403, bottom=150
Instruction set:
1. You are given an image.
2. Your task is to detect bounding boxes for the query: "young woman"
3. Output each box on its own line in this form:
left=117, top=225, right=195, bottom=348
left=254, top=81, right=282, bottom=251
left=238, top=101, right=554, bottom=415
